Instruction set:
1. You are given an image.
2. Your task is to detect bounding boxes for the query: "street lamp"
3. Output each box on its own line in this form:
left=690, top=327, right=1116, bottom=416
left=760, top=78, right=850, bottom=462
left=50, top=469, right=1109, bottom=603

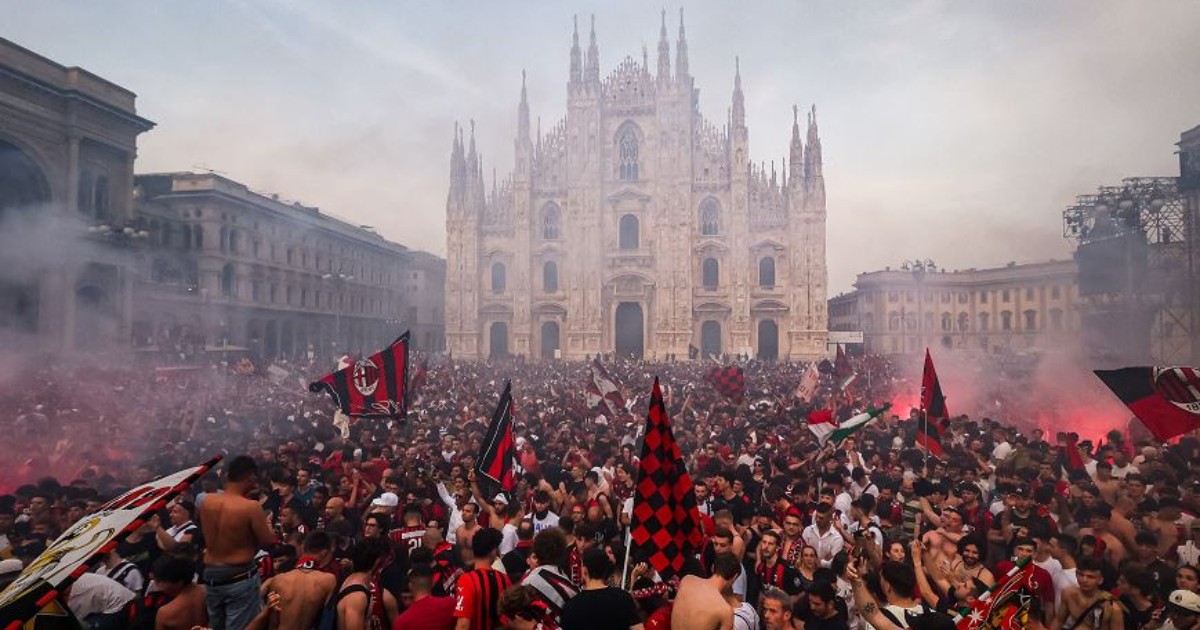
left=322, top=271, right=353, bottom=353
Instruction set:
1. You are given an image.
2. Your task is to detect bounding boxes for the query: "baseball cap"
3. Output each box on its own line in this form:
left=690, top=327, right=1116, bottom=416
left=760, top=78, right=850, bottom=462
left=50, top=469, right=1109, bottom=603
left=492, top=494, right=509, bottom=506
left=371, top=492, right=399, bottom=508
left=1168, top=589, right=1200, bottom=615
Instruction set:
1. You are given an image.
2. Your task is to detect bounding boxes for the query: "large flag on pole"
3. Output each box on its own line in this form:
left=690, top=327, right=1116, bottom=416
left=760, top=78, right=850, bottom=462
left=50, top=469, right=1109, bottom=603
left=953, top=557, right=1035, bottom=630
left=0, top=457, right=220, bottom=630
left=477, top=381, right=517, bottom=492
left=806, top=408, right=838, bottom=445
left=917, top=349, right=950, bottom=457
left=629, top=378, right=706, bottom=578
left=309, top=332, right=410, bottom=417
left=834, top=345, right=857, bottom=392
left=1094, top=367, right=1200, bottom=442
left=585, top=359, right=626, bottom=417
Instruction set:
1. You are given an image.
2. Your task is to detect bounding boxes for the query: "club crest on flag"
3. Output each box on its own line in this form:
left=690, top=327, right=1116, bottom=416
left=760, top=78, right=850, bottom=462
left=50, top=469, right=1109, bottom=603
left=1153, top=367, right=1200, bottom=414
left=353, top=359, right=380, bottom=396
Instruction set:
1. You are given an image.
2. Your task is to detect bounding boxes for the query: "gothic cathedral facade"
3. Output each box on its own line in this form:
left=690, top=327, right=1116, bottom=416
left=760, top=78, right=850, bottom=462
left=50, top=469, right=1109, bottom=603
left=445, top=14, right=828, bottom=361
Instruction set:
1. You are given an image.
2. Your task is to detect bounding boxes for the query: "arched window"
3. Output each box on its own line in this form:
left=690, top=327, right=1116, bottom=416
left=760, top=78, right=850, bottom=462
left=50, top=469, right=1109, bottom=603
left=542, top=203, right=562, bottom=240
left=957, top=312, right=969, bottom=332
left=979, top=312, right=990, bottom=331
left=193, top=226, right=203, bottom=249
left=702, top=258, right=719, bottom=289
left=219, top=227, right=229, bottom=253
left=699, top=198, right=720, bottom=235
left=888, top=312, right=899, bottom=331
left=220, top=263, right=235, bottom=298
left=1023, top=309, right=1037, bottom=331
left=618, top=124, right=639, bottom=181
left=229, top=229, right=240, bottom=255
left=619, top=214, right=639, bottom=249
left=862, top=313, right=874, bottom=332
left=543, top=261, right=558, bottom=292
left=941, top=313, right=952, bottom=331
left=1001, top=311, right=1013, bottom=331
left=93, top=176, right=110, bottom=220
left=181, top=225, right=192, bottom=250
left=758, top=257, right=775, bottom=288
left=491, top=262, right=506, bottom=293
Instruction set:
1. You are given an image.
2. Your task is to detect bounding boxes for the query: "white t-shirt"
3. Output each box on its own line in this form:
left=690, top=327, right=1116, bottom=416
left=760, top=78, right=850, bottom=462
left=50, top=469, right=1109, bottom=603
left=1111, top=463, right=1139, bottom=479
left=992, top=441, right=1013, bottom=462
left=499, top=522, right=519, bottom=555
left=733, top=601, right=759, bottom=630
left=67, top=573, right=136, bottom=619
left=531, top=510, right=560, bottom=533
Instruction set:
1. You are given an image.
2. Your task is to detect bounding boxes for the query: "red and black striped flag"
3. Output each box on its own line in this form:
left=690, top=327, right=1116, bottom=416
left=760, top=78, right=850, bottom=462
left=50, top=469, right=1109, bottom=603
left=1094, top=367, right=1200, bottom=442
left=917, top=349, right=949, bottom=457
left=706, top=366, right=745, bottom=402
left=630, top=378, right=706, bottom=578
left=477, top=380, right=516, bottom=492
left=309, top=332, right=410, bottom=417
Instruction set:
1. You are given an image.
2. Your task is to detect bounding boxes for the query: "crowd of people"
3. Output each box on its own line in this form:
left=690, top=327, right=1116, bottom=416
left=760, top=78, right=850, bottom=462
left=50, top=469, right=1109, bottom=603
left=1, top=350, right=1199, bottom=630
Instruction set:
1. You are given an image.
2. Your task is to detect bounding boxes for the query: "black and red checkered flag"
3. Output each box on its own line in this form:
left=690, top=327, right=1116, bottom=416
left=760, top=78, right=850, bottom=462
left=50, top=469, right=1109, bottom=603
left=309, top=332, right=410, bottom=417
left=476, top=380, right=516, bottom=492
left=630, top=377, right=705, bottom=579
left=705, top=366, right=745, bottom=402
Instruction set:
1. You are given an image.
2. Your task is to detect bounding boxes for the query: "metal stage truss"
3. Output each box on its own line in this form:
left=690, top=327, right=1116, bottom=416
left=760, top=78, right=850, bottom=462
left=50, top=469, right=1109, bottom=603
left=1063, top=176, right=1194, bottom=364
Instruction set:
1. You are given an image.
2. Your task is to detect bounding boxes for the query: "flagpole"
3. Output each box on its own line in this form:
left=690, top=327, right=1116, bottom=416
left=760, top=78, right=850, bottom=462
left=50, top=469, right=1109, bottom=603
left=620, top=527, right=634, bottom=590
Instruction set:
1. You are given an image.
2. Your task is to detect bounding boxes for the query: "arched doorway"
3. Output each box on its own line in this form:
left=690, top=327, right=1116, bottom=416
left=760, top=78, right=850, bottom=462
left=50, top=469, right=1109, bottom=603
left=700, top=321, right=722, bottom=359
left=74, top=285, right=113, bottom=350
left=0, top=140, right=50, bottom=218
left=0, top=141, right=49, bottom=340
left=614, top=302, right=644, bottom=359
left=264, top=321, right=278, bottom=358
left=758, top=319, right=779, bottom=361
left=489, top=321, right=509, bottom=359
left=541, top=321, right=560, bottom=360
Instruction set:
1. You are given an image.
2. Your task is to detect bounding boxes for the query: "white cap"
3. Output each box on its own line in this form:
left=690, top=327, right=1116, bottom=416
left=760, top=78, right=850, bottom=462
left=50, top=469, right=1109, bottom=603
left=0, top=558, right=23, bottom=576
left=371, top=492, right=399, bottom=508
left=1169, top=589, right=1200, bottom=613
left=492, top=494, right=509, bottom=505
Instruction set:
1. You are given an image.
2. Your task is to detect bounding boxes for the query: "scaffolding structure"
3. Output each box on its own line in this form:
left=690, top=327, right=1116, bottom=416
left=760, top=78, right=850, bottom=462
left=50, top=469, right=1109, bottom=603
left=1063, top=176, right=1194, bottom=364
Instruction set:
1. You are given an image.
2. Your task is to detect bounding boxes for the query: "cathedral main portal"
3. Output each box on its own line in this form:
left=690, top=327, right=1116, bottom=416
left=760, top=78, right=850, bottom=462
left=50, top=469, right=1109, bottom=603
left=614, top=302, right=644, bottom=359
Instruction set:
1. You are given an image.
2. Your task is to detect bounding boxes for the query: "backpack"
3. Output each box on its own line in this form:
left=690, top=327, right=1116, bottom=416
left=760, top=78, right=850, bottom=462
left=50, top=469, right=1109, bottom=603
left=315, top=583, right=368, bottom=630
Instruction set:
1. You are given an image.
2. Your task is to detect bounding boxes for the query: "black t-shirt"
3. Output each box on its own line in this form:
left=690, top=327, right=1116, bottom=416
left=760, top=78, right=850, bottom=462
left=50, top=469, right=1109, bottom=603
left=560, top=586, right=641, bottom=630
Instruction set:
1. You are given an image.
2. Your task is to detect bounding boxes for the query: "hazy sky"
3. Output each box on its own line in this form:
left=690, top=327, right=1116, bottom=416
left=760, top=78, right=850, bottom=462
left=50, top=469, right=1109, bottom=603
left=5, top=1, right=1198, bottom=292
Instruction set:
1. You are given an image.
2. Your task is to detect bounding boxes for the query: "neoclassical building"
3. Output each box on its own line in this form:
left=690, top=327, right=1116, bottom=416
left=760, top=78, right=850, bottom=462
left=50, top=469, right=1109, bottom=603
left=445, top=13, right=828, bottom=361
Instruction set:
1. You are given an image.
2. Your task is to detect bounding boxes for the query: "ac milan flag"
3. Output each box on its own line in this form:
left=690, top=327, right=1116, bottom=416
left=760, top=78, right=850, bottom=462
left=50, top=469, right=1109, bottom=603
left=586, top=359, right=626, bottom=417
left=630, top=378, right=706, bottom=579
left=918, top=349, right=950, bottom=457
left=477, top=381, right=517, bottom=492
left=1094, top=367, right=1200, bottom=442
left=309, top=332, right=410, bottom=417
left=706, top=366, right=745, bottom=402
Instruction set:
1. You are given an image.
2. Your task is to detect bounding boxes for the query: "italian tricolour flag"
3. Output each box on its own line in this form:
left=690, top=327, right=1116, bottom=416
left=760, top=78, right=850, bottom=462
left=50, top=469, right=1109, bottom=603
left=807, top=403, right=891, bottom=447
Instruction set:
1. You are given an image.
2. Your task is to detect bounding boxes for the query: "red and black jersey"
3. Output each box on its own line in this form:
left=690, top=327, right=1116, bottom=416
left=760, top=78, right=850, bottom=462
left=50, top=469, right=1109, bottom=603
left=453, top=567, right=513, bottom=630
left=756, top=560, right=803, bottom=596
left=388, top=525, right=426, bottom=555
left=566, top=546, right=583, bottom=586
left=432, top=541, right=463, bottom=597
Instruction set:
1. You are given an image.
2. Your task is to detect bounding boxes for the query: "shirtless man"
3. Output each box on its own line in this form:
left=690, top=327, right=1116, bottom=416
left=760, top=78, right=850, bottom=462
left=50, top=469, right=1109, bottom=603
left=257, top=533, right=337, bottom=630
left=671, top=551, right=741, bottom=630
left=1050, top=558, right=1123, bottom=630
left=455, top=503, right=483, bottom=550
left=1080, top=504, right=1127, bottom=567
left=153, top=555, right=207, bottom=630
left=200, top=455, right=278, bottom=630
left=922, top=507, right=967, bottom=559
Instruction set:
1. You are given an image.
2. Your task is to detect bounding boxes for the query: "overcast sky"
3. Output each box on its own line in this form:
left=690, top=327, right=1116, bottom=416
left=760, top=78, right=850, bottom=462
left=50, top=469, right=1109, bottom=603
left=5, top=1, right=1198, bottom=292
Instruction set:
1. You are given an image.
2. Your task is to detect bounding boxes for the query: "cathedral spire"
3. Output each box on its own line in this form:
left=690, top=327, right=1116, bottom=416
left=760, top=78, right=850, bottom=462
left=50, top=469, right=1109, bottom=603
left=804, top=104, right=824, bottom=193
left=585, top=15, right=600, bottom=84
left=467, top=119, right=477, bottom=169
left=789, top=104, right=804, bottom=184
left=569, top=15, right=582, bottom=88
left=731, top=57, right=745, bottom=129
left=675, top=8, right=689, bottom=83
left=656, top=9, right=671, bottom=84
left=517, top=70, right=530, bottom=142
